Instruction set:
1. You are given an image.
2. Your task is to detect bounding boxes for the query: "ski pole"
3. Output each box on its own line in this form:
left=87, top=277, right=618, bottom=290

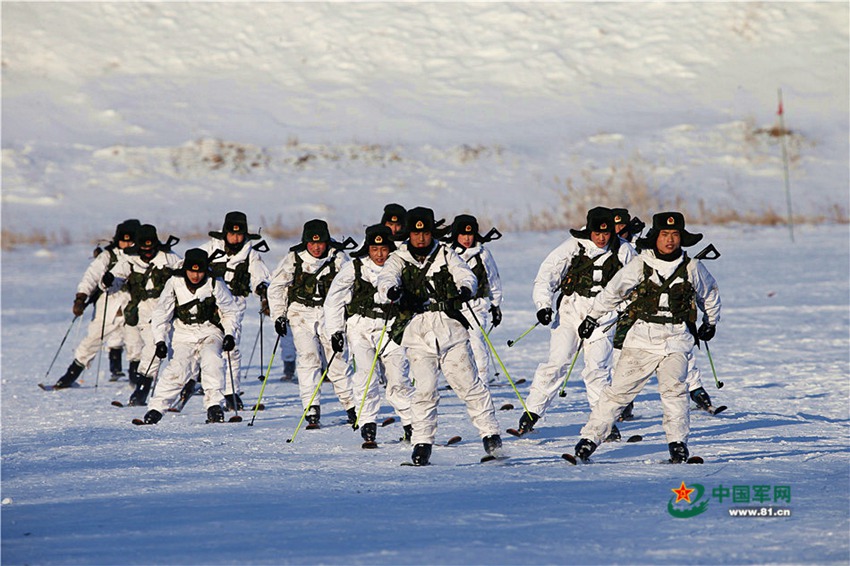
left=45, top=316, right=80, bottom=380
left=557, top=340, right=584, bottom=398
left=226, top=350, right=242, bottom=422
left=355, top=316, right=389, bottom=430
left=248, top=334, right=280, bottom=427
left=465, top=302, right=535, bottom=423
left=93, top=291, right=110, bottom=389
left=704, top=342, right=724, bottom=389
left=258, top=312, right=265, bottom=381
left=287, top=350, right=338, bottom=443
left=507, top=322, right=540, bottom=347
left=243, top=312, right=261, bottom=382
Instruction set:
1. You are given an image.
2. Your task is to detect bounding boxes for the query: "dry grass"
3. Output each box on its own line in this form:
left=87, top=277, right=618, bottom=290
left=1, top=228, right=71, bottom=251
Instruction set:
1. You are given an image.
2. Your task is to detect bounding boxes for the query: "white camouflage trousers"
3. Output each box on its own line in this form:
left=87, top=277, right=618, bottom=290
left=580, top=348, right=690, bottom=445
left=290, top=312, right=355, bottom=412
left=407, top=341, right=499, bottom=446
left=148, top=334, right=226, bottom=413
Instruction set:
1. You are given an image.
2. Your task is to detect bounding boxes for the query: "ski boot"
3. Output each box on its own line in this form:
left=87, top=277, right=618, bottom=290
left=604, top=424, right=622, bottom=443
left=618, top=401, right=634, bottom=422
left=108, top=348, right=125, bottom=381
left=574, top=438, right=598, bottom=462
left=143, top=409, right=163, bottom=425
left=128, top=375, right=154, bottom=406
left=517, top=411, right=539, bottom=435
left=668, top=441, right=689, bottom=464
left=53, top=360, right=85, bottom=389
left=361, top=422, right=378, bottom=449
left=411, top=443, right=432, bottom=466
left=224, top=393, right=244, bottom=412
left=281, top=360, right=296, bottom=381
left=483, top=434, right=503, bottom=456
left=400, top=424, right=413, bottom=443
left=306, top=405, right=321, bottom=428
left=206, top=405, right=225, bottom=423
left=689, top=387, right=713, bottom=411
left=127, top=360, right=141, bottom=386
left=347, top=407, right=358, bottom=426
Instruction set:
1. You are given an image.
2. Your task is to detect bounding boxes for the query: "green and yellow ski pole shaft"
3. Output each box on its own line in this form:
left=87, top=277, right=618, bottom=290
left=248, top=335, right=280, bottom=426
left=287, top=350, right=338, bottom=443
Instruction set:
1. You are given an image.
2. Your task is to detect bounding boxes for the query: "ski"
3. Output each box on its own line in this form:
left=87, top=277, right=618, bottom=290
left=445, top=435, right=462, bottom=446
left=705, top=405, right=727, bottom=416
left=400, top=461, right=429, bottom=467
left=305, top=423, right=321, bottom=430
left=361, top=441, right=379, bottom=449
left=381, top=416, right=395, bottom=427
left=112, top=401, right=125, bottom=408
left=562, top=453, right=704, bottom=465
left=228, top=416, right=243, bottom=423
left=626, top=435, right=643, bottom=443
left=480, top=454, right=509, bottom=463
left=38, top=384, right=57, bottom=391
left=131, top=418, right=152, bottom=426
left=505, top=428, right=531, bottom=438
left=252, top=403, right=265, bottom=411
left=499, top=403, right=514, bottom=411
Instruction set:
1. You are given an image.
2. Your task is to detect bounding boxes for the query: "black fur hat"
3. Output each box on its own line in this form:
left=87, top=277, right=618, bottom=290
left=113, top=219, right=141, bottom=246
left=381, top=203, right=407, bottom=225
left=301, top=219, right=331, bottom=244
left=182, top=248, right=210, bottom=273
left=570, top=207, right=616, bottom=240
left=208, top=211, right=261, bottom=241
left=351, top=224, right=397, bottom=258
left=636, top=211, right=703, bottom=249
left=611, top=208, right=631, bottom=226
left=406, top=207, right=436, bottom=233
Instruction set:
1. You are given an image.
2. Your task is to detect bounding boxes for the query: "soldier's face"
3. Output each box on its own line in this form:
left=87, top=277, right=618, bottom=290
left=657, top=230, right=682, bottom=254
left=457, top=234, right=475, bottom=249
left=409, top=231, right=432, bottom=248
left=226, top=232, right=245, bottom=246
left=118, top=240, right=133, bottom=249
left=307, top=241, right=328, bottom=258
left=369, top=245, right=390, bottom=266
left=385, top=221, right=403, bottom=235
left=591, top=231, right=611, bottom=249
left=186, top=269, right=205, bottom=284
left=615, top=223, right=627, bottom=237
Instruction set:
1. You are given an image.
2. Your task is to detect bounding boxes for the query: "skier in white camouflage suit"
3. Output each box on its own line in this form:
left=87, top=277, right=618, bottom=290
left=268, top=219, right=357, bottom=428
left=51, top=219, right=140, bottom=389
left=200, top=211, right=271, bottom=411
left=324, top=224, right=415, bottom=447
left=516, top=207, right=636, bottom=438
left=569, top=211, right=721, bottom=464
left=139, top=248, right=241, bottom=425
left=445, top=214, right=504, bottom=387
left=610, top=207, right=724, bottom=421
left=106, top=224, right=182, bottom=406
left=376, top=207, right=502, bottom=466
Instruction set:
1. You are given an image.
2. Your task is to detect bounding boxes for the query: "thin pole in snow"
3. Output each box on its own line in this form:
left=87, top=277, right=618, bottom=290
left=777, top=88, right=795, bottom=243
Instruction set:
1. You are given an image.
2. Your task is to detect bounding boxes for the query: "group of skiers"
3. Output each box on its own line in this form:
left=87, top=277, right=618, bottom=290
left=48, top=203, right=722, bottom=466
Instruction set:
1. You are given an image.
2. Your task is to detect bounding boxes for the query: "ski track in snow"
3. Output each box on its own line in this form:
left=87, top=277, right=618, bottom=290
left=2, top=226, right=848, bottom=564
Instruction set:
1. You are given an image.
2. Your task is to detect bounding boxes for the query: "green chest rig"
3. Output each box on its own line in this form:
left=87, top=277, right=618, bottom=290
left=288, top=251, right=339, bottom=308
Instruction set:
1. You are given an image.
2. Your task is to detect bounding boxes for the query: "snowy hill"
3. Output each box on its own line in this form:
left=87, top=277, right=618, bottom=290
left=2, top=2, right=848, bottom=241
left=1, top=3, right=849, bottom=565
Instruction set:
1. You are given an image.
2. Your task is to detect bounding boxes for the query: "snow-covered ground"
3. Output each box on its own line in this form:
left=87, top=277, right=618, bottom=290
left=2, top=225, right=849, bottom=564
left=2, top=2, right=849, bottom=565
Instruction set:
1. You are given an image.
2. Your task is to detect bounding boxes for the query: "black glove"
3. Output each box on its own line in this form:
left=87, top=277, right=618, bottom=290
left=697, top=322, right=716, bottom=342
left=578, top=316, right=599, bottom=340
left=536, top=307, right=553, bottom=326
left=255, top=282, right=268, bottom=299
left=274, top=316, right=288, bottom=337
left=155, top=341, right=168, bottom=359
left=387, top=286, right=403, bottom=302
left=331, top=331, right=345, bottom=353
left=101, top=271, right=115, bottom=287
left=72, top=293, right=87, bottom=317
left=490, top=305, right=502, bottom=327
left=222, top=334, right=236, bottom=352
left=457, top=287, right=473, bottom=302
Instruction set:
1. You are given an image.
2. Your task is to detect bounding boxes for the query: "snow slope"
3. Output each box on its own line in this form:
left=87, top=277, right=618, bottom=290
left=2, top=2, right=848, bottom=240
